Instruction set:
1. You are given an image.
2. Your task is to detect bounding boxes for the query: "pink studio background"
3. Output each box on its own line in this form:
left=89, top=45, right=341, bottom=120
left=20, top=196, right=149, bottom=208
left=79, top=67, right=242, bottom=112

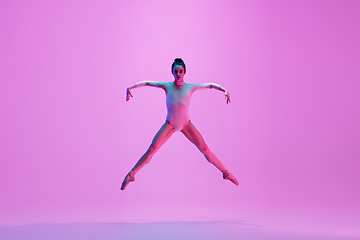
left=1, top=0, right=359, bottom=236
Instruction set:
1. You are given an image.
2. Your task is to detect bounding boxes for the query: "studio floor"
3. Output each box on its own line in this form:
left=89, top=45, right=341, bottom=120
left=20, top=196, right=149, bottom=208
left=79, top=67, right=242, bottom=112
left=1, top=221, right=359, bottom=240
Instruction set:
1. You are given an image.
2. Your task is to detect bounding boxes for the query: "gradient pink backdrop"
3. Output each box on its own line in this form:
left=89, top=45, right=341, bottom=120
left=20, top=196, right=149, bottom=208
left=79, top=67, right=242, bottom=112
left=1, top=0, right=359, bottom=236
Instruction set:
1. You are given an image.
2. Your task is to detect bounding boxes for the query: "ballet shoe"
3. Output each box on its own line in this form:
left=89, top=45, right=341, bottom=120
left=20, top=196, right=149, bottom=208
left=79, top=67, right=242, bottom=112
left=120, top=171, right=135, bottom=190
left=222, top=170, right=239, bottom=186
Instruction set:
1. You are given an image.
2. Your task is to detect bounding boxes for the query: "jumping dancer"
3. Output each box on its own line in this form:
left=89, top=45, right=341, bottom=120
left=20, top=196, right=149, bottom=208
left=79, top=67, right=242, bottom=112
left=121, top=58, right=239, bottom=190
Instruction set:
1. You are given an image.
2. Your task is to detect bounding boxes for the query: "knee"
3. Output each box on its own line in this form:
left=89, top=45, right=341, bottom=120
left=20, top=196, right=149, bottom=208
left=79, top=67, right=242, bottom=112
left=147, top=144, right=159, bottom=155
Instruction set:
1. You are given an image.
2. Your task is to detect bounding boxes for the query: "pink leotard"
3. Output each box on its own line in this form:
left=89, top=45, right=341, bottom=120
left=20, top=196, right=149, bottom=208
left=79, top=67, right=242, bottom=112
left=148, top=81, right=210, bottom=131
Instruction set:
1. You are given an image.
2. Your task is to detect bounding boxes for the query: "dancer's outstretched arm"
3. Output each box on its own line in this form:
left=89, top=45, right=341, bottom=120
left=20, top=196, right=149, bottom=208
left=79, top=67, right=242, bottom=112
left=192, top=83, right=231, bottom=104
left=126, top=81, right=166, bottom=101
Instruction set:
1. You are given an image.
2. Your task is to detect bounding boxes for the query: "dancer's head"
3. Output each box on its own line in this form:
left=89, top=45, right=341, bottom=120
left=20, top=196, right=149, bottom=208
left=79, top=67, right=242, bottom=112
left=171, top=58, right=186, bottom=73
left=171, top=58, right=186, bottom=86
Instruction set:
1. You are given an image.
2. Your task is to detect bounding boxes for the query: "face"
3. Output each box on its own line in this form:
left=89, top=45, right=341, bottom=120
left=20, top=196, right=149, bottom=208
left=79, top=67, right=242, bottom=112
left=172, top=65, right=186, bottom=86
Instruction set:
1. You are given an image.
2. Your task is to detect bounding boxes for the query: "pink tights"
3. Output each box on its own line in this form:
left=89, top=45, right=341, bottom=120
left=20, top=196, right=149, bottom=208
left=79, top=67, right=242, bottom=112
left=120, top=121, right=238, bottom=190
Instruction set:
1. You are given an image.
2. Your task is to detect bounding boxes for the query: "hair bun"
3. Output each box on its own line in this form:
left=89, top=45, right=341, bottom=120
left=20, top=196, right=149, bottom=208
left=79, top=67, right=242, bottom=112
left=174, top=58, right=184, bottom=63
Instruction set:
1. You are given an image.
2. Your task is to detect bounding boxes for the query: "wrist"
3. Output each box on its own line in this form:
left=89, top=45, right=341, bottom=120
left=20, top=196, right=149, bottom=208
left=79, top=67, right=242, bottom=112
left=218, top=85, right=225, bottom=92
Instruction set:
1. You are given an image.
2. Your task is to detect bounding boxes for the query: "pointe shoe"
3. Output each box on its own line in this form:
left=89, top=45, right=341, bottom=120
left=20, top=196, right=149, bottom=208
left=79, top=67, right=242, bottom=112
left=120, top=171, right=135, bottom=190
left=223, top=170, right=239, bottom=186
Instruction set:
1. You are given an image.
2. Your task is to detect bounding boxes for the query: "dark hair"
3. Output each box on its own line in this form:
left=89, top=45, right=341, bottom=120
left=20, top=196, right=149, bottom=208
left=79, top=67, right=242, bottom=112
left=171, top=58, right=186, bottom=73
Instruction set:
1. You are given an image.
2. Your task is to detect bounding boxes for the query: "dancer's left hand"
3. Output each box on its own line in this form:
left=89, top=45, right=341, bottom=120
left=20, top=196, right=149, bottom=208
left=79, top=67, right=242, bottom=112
left=126, top=88, right=133, bottom=101
left=225, top=90, right=231, bottom=104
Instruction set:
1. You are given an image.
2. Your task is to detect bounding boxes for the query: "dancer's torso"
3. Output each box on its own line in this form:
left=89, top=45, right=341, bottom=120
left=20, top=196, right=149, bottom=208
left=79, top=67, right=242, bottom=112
left=165, top=82, right=194, bottom=131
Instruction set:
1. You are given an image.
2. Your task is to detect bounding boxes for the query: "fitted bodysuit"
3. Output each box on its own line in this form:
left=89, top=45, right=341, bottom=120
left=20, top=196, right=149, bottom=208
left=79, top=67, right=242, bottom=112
left=148, top=81, right=210, bottom=131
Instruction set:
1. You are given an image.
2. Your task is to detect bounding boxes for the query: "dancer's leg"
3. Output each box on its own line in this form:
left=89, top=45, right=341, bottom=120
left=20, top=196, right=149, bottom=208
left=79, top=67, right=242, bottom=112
left=121, top=121, right=175, bottom=190
left=181, top=121, right=239, bottom=185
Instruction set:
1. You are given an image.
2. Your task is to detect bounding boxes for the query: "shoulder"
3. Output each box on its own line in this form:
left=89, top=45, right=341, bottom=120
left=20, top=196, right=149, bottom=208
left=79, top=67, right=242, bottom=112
left=162, top=82, right=171, bottom=88
left=151, top=81, right=168, bottom=85
left=185, top=82, right=201, bottom=87
left=158, top=81, right=169, bottom=85
left=183, top=82, right=197, bottom=90
left=189, top=83, right=211, bottom=90
left=150, top=81, right=170, bottom=89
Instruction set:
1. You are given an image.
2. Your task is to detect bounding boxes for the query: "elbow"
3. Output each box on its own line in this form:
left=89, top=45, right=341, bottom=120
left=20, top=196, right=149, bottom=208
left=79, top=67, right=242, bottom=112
left=145, top=81, right=155, bottom=86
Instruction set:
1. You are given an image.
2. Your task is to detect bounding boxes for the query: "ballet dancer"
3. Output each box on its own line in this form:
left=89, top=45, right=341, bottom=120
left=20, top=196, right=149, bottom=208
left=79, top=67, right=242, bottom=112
left=121, top=58, right=239, bottom=190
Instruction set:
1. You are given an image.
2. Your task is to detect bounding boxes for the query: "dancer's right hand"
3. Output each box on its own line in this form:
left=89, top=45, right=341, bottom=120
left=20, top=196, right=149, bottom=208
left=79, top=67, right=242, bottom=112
left=126, top=88, right=133, bottom=101
left=224, top=90, right=231, bottom=104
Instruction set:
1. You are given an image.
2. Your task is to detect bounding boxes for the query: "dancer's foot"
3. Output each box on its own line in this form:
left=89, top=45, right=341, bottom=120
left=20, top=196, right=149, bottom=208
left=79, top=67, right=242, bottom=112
left=120, top=171, right=135, bottom=190
left=223, top=170, right=239, bottom=185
